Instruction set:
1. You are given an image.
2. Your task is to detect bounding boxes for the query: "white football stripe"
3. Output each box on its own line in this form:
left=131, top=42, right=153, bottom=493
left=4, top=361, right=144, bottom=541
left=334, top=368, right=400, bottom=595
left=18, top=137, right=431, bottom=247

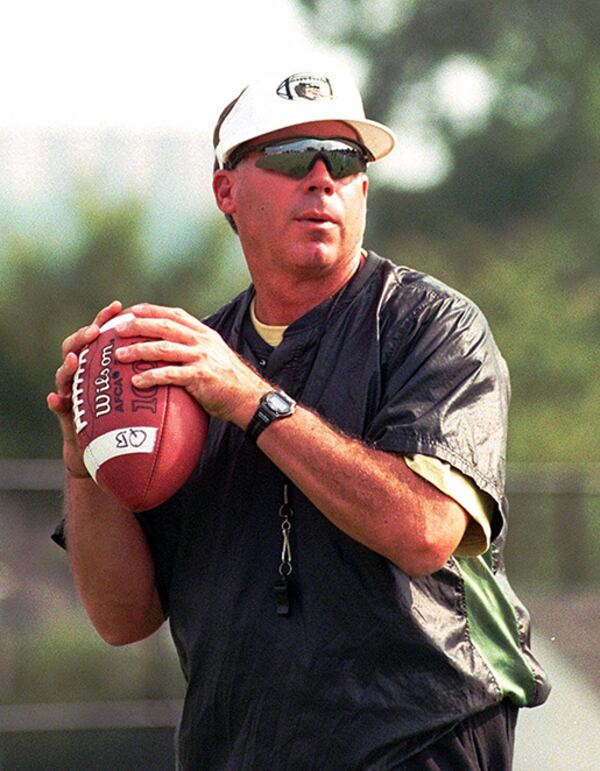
left=99, top=312, right=136, bottom=333
left=83, top=426, right=158, bottom=481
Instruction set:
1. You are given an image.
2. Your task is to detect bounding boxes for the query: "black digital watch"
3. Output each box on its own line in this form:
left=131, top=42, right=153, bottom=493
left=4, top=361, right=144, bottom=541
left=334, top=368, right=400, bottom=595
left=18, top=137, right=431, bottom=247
left=247, top=391, right=297, bottom=443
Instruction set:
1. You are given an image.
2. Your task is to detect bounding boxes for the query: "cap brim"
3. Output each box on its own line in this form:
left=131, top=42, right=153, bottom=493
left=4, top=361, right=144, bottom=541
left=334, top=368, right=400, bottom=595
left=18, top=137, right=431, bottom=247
left=343, top=119, right=396, bottom=161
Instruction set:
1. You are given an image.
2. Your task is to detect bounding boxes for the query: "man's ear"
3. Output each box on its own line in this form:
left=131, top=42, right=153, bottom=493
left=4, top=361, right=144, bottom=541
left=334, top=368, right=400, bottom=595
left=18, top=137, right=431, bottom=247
left=213, top=170, right=236, bottom=215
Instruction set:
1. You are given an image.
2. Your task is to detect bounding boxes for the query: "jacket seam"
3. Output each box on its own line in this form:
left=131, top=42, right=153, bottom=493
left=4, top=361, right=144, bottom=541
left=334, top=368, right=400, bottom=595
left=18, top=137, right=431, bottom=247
left=384, top=289, right=474, bottom=366
left=381, top=431, right=502, bottom=499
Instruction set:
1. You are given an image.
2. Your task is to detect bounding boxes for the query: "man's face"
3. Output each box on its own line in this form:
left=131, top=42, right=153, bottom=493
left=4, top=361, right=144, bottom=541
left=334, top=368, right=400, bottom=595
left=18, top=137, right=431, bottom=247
left=213, top=120, right=369, bottom=283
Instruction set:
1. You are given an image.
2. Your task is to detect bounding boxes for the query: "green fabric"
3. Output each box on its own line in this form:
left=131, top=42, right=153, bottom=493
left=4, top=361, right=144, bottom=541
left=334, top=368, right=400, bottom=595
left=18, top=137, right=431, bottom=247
left=456, top=554, right=536, bottom=705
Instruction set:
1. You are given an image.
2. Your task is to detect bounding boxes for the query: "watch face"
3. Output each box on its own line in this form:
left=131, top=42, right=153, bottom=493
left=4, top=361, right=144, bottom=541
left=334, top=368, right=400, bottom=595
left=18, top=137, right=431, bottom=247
left=266, top=392, right=292, bottom=414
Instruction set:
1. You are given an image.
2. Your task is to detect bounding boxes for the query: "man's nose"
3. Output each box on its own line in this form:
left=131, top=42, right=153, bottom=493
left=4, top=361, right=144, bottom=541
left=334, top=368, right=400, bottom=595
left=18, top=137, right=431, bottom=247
left=303, top=157, right=335, bottom=194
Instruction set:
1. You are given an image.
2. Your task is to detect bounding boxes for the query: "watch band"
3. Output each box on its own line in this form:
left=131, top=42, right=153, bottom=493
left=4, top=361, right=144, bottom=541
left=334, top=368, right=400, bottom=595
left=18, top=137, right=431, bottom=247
left=247, top=391, right=296, bottom=443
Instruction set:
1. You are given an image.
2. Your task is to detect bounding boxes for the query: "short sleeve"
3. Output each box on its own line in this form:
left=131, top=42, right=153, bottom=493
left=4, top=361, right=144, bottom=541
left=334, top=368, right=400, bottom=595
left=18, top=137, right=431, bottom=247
left=367, top=290, right=510, bottom=539
left=404, top=453, right=494, bottom=557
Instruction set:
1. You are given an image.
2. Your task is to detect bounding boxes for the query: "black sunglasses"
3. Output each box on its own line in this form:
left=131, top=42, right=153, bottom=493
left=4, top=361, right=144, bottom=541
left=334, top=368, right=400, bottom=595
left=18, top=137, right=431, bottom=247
left=226, top=137, right=372, bottom=180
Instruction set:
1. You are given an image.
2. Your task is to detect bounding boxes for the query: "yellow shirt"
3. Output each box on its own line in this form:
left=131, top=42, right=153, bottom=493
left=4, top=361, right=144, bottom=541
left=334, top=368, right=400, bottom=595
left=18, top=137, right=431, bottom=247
left=250, top=299, right=493, bottom=557
left=403, top=454, right=493, bottom=557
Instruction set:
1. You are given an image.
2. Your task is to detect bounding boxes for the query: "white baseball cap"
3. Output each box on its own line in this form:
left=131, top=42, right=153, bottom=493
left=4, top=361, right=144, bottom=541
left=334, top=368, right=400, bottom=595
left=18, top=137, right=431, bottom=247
left=214, top=70, right=396, bottom=167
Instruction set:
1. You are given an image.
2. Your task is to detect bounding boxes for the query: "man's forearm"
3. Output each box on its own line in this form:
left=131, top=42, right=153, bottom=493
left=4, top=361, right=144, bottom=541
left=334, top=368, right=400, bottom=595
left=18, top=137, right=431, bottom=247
left=65, top=475, right=164, bottom=645
left=257, top=405, right=469, bottom=576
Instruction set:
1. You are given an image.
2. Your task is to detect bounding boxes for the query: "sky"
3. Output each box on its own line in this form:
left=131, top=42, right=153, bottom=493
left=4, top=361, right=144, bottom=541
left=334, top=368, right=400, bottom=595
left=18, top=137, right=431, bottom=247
left=0, top=0, right=496, bottom=195
left=0, top=0, right=354, bottom=132
left=0, top=0, right=364, bottom=251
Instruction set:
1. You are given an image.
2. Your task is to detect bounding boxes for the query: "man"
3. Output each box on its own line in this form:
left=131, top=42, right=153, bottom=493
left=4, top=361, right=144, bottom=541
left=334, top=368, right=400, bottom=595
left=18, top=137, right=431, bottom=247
left=49, top=69, right=549, bottom=769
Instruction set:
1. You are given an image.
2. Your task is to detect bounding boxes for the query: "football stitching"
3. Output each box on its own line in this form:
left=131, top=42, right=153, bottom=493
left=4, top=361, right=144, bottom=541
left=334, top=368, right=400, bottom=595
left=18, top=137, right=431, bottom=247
left=72, top=346, right=90, bottom=434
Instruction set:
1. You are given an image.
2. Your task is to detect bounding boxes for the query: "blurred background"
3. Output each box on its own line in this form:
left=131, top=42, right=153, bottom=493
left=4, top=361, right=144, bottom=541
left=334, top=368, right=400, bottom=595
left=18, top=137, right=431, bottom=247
left=1, top=0, right=599, bottom=768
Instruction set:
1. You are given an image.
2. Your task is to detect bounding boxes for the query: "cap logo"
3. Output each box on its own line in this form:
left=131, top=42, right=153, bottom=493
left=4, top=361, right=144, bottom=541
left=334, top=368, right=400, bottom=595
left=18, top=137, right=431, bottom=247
left=276, top=73, right=333, bottom=102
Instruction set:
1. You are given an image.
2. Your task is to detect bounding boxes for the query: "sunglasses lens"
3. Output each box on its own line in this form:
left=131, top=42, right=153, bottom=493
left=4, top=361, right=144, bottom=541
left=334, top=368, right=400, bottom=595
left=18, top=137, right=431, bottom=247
left=255, top=139, right=367, bottom=179
left=256, top=151, right=313, bottom=178
left=325, top=149, right=366, bottom=179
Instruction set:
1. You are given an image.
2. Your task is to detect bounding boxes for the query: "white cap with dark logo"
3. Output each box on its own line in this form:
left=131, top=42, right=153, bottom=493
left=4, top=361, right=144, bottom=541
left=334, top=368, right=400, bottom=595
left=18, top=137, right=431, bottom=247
left=215, top=70, right=396, bottom=167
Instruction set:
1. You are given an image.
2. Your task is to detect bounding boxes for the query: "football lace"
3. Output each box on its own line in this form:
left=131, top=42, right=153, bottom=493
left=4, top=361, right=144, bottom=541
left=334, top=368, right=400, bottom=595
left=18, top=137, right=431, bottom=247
left=72, top=346, right=89, bottom=434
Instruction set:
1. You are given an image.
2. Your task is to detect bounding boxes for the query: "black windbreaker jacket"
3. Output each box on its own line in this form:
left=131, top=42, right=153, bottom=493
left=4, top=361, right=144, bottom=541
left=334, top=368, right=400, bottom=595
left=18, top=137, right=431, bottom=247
left=87, top=252, right=550, bottom=769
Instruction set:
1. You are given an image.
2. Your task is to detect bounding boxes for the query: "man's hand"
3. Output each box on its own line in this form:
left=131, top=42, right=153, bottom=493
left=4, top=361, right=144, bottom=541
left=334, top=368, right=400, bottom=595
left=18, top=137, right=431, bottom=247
left=48, top=300, right=166, bottom=645
left=47, top=300, right=123, bottom=477
left=114, top=303, right=270, bottom=428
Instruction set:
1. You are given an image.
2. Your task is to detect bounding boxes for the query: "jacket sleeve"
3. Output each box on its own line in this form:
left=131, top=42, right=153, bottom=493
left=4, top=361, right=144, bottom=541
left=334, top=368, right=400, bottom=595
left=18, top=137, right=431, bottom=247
left=365, top=289, right=510, bottom=539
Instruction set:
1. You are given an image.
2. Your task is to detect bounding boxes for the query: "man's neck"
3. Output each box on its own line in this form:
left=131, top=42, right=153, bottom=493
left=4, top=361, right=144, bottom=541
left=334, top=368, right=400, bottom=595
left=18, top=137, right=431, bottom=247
left=252, top=249, right=366, bottom=326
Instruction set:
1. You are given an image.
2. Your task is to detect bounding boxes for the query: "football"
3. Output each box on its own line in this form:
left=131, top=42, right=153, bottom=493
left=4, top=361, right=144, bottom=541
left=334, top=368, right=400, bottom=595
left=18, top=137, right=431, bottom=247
left=71, top=311, right=209, bottom=511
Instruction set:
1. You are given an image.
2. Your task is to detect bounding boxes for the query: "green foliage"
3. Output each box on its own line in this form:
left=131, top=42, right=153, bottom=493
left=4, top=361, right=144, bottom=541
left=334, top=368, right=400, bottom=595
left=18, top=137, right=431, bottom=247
left=378, top=221, right=599, bottom=463
left=298, top=0, right=600, bottom=462
left=2, top=0, right=599, bottom=462
left=0, top=194, right=249, bottom=457
left=3, top=616, right=183, bottom=704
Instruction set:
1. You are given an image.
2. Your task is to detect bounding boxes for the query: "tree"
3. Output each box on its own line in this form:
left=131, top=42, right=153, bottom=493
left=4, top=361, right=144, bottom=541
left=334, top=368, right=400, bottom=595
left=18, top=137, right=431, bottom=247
left=0, top=194, right=248, bottom=457
left=297, top=0, right=600, bottom=462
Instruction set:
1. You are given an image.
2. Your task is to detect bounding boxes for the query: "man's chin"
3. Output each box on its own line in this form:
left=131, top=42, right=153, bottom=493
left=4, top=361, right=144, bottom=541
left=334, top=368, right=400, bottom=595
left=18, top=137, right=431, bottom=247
left=285, top=244, right=362, bottom=284
left=288, top=247, right=338, bottom=275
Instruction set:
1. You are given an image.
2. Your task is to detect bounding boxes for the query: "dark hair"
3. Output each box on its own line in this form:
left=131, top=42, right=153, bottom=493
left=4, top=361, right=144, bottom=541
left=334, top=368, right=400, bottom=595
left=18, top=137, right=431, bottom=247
left=212, top=89, right=247, bottom=233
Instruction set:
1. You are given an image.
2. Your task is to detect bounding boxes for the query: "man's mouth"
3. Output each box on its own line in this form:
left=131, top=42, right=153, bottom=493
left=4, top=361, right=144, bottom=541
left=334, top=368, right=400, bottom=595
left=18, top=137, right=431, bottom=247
left=296, top=211, right=336, bottom=224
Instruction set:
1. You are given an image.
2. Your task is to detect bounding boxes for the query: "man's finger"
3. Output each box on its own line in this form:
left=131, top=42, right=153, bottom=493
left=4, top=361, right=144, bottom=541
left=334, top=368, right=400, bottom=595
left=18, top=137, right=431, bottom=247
left=128, top=303, right=202, bottom=330
left=131, top=364, right=197, bottom=389
left=55, top=352, right=80, bottom=395
left=116, top=339, right=198, bottom=365
left=61, top=324, right=99, bottom=359
left=93, top=299, right=123, bottom=328
left=47, top=391, right=72, bottom=416
left=61, top=301, right=123, bottom=359
left=116, top=316, right=200, bottom=345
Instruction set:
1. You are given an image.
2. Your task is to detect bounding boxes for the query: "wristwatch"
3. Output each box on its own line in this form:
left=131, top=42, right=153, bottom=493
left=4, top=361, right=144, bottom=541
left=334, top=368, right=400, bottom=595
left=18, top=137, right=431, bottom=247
left=247, top=390, right=296, bottom=443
